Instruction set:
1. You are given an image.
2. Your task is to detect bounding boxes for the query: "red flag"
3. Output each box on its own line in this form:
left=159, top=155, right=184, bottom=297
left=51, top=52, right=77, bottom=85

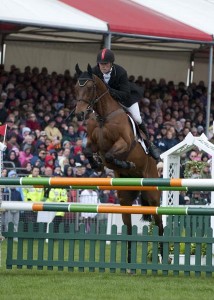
left=0, top=124, right=6, bottom=137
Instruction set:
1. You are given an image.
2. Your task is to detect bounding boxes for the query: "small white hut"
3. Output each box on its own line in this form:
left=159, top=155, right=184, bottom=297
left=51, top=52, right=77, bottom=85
left=160, top=132, right=214, bottom=231
left=160, top=132, right=214, bottom=206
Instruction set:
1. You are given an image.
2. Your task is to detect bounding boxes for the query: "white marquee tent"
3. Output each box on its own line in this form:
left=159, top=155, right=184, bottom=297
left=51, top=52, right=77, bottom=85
left=0, top=0, right=108, bottom=33
left=1, top=1, right=214, bottom=129
left=132, top=0, right=214, bottom=36
left=1, top=0, right=212, bottom=80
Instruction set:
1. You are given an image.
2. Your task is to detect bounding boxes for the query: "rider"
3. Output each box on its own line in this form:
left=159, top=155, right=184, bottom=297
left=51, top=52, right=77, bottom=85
left=92, top=48, right=160, bottom=160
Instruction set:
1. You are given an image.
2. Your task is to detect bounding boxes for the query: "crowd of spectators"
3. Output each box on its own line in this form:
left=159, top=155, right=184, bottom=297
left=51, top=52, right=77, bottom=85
left=0, top=63, right=213, bottom=206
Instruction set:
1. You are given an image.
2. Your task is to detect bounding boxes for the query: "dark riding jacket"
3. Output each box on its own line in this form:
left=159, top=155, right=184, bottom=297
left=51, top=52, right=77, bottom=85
left=92, top=64, right=136, bottom=108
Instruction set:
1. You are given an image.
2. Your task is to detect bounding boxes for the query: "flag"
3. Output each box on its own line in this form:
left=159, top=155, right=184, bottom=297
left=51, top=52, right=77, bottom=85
left=0, top=124, right=7, bottom=137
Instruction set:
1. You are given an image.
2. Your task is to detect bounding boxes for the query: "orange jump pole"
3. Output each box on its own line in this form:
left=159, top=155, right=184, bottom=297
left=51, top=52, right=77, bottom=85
left=3, top=202, right=214, bottom=215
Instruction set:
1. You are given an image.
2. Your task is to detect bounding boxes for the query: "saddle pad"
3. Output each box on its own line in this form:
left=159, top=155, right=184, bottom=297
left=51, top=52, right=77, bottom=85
left=127, top=115, right=148, bottom=154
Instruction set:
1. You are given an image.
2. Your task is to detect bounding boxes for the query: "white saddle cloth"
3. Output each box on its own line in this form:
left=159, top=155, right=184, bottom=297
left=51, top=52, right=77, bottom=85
left=128, top=115, right=148, bottom=154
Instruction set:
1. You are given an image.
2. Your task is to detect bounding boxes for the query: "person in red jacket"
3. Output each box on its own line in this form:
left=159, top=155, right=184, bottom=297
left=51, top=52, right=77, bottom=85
left=26, top=113, right=41, bottom=131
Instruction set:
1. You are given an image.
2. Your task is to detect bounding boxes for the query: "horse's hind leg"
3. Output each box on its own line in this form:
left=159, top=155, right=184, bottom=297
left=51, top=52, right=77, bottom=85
left=119, top=190, right=139, bottom=264
left=141, top=191, right=163, bottom=260
left=153, top=214, right=164, bottom=259
left=121, top=213, right=132, bottom=263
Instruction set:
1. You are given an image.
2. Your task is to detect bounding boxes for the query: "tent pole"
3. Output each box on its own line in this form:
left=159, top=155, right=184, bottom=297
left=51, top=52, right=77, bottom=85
left=104, top=33, right=112, bottom=49
left=0, top=34, right=3, bottom=64
left=189, top=53, right=194, bottom=85
left=206, top=45, right=213, bottom=137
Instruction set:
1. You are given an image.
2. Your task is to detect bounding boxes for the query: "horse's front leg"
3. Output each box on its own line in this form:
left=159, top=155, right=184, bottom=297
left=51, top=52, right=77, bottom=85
left=83, top=140, right=103, bottom=171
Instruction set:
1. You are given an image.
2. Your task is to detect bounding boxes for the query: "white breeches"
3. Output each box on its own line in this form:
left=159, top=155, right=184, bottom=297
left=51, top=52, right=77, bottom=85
left=121, top=102, right=142, bottom=124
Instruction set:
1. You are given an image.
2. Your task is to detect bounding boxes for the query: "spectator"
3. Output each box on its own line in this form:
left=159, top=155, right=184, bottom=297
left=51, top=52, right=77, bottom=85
left=26, top=113, right=41, bottom=131
left=74, top=162, right=86, bottom=177
left=62, top=140, right=72, bottom=150
left=62, top=125, right=79, bottom=145
left=21, top=133, right=36, bottom=152
left=161, top=130, right=178, bottom=152
left=47, top=187, right=68, bottom=232
left=30, top=148, right=46, bottom=168
left=0, top=99, right=8, bottom=124
left=99, top=189, right=118, bottom=204
left=1, top=168, right=8, bottom=178
left=188, top=150, right=199, bottom=161
left=43, top=166, right=53, bottom=177
left=190, top=191, right=207, bottom=205
left=3, top=170, right=23, bottom=236
left=22, top=166, right=44, bottom=229
left=44, top=154, right=55, bottom=171
left=58, top=148, right=71, bottom=168
left=21, top=127, right=31, bottom=140
left=201, top=153, right=209, bottom=162
left=63, top=164, right=74, bottom=177
left=18, top=144, right=33, bottom=167
left=5, top=149, right=22, bottom=170
left=53, top=166, right=63, bottom=176
left=44, top=119, right=62, bottom=143
left=83, top=159, right=93, bottom=177
left=73, top=137, right=83, bottom=155
left=34, top=140, right=46, bottom=155
left=157, top=161, right=163, bottom=178
left=179, top=191, right=186, bottom=205
left=48, top=149, right=59, bottom=167
left=6, top=132, right=20, bottom=151
left=79, top=189, right=98, bottom=233
left=184, top=196, right=191, bottom=205
left=22, top=162, right=33, bottom=175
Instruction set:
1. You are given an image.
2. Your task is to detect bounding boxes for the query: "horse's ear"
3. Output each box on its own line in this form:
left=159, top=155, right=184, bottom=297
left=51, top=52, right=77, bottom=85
left=87, top=64, right=93, bottom=78
left=75, top=64, right=82, bottom=76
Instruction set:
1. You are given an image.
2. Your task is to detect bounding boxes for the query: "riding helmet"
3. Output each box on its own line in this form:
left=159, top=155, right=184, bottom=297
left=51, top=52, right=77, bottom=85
left=97, top=48, right=115, bottom=64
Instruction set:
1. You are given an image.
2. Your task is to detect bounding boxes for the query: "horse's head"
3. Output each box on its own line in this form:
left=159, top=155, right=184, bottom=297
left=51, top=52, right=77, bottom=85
left=75, top=64, right=109, bottom=120
left=74, top=64, right=96, bottom=120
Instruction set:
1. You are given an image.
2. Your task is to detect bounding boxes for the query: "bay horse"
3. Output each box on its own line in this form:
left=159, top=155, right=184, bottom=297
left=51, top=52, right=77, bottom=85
left=74, top=64, right=163, bottom=263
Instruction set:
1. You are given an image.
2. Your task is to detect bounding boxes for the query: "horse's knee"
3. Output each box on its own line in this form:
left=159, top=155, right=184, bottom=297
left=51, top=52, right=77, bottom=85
left=105, top=152, right=114, bottom=163
left=83, top=147, right=92, bottom=158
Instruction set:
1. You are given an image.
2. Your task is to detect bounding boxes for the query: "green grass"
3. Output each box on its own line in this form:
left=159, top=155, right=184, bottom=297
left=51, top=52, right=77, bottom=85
left=1, top=242, right=214, bottom=300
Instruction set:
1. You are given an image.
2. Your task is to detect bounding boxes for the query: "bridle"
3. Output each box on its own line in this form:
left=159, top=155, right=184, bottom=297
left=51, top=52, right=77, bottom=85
left=77, top=75, right=109, bottom=117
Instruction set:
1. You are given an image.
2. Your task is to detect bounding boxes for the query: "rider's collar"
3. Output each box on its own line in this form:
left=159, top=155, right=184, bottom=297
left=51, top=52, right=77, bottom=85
left=103, top=68, right=112, bottom=84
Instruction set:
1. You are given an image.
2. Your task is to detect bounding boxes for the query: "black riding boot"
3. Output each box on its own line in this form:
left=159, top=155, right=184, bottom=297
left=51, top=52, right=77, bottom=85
left=138, top=122, right=160, bottom=160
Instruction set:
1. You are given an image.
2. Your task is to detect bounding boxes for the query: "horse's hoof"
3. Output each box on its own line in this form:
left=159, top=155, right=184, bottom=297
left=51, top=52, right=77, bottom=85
left=168, top=257, right=173, bottom=264
left=126, top=269, right=136, bottom=275
left=91, top=162, right=103, bottom=171
left=96, top=164, right=104, bottom=172
left=105, top=154, right=113, bottom=163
